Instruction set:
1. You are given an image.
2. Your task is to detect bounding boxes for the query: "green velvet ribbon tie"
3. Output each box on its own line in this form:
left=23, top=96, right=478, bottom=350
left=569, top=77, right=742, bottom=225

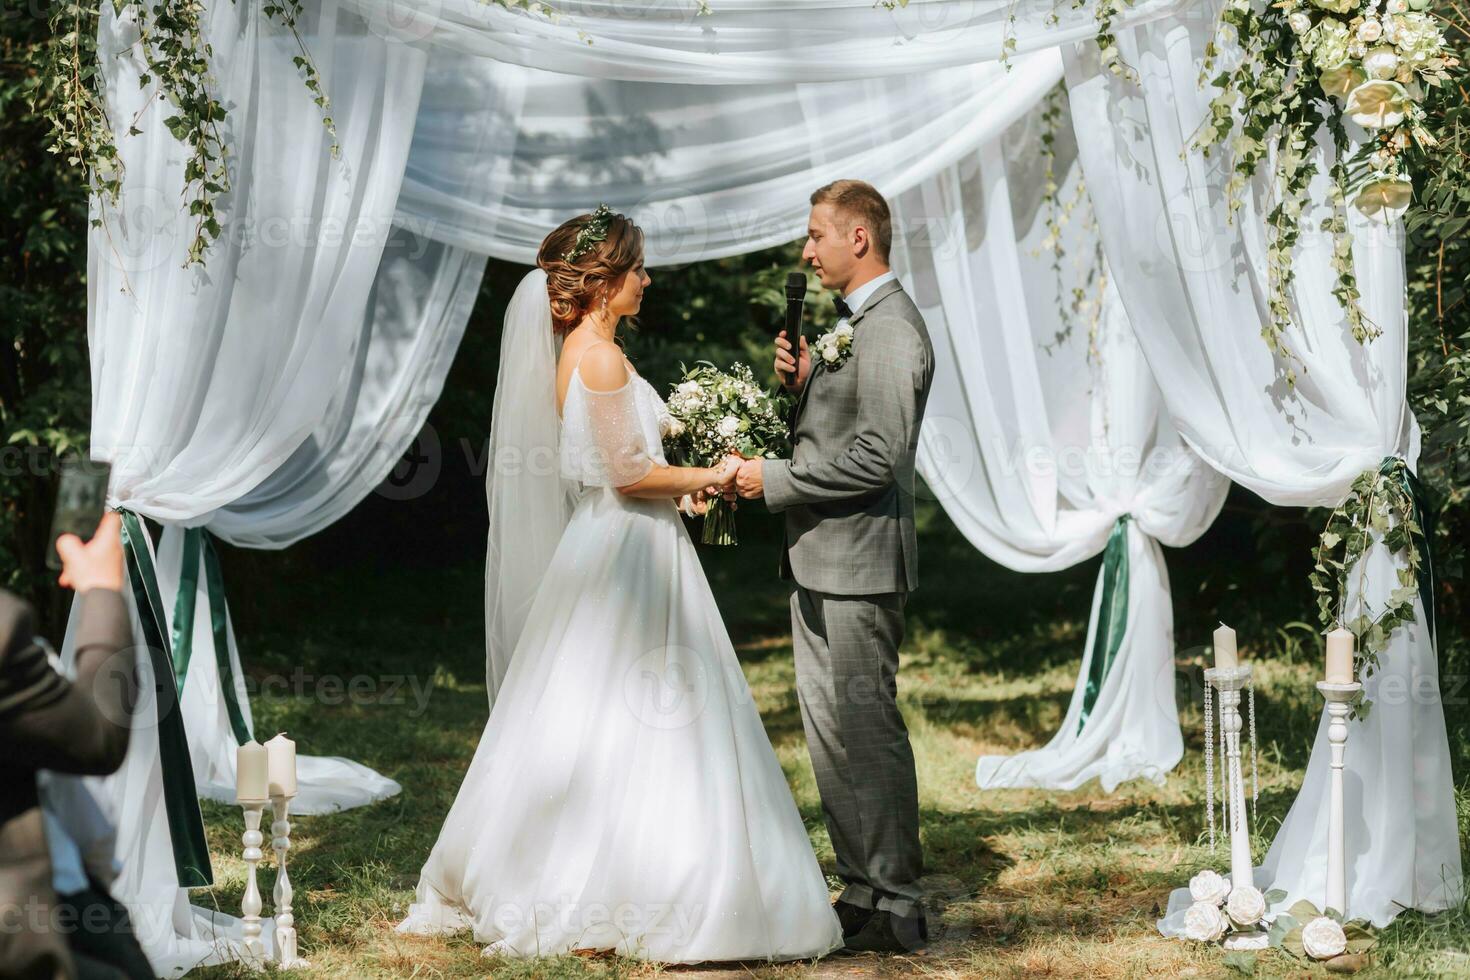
left=170, top=527, right=252, bottom=745
left=1078, top=515, right=1131, bottom=735
left=117, top=510, right=214, bottom=888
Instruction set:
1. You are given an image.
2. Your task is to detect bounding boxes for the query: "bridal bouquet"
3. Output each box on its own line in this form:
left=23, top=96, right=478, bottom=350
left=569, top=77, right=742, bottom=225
left=662, top=361, right=791, bottom=546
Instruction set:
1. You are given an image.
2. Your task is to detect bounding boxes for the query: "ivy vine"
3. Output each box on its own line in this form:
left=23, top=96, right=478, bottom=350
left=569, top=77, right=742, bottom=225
left=1309, top=458, right=1428, bottom=717
left=1036, top=84, right=1108, bottom=360
left=40, top=0, right=552, bottom=272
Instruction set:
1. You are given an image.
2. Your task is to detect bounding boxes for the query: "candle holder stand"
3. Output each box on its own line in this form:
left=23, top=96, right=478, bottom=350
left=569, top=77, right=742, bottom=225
left=270, top=794, right=311, bottom=969
left=1315, top=681, right=1362, bottom=920
left=238, top=800, right=268, bottom=969
left=1205, top=664, right=1268, bottom=951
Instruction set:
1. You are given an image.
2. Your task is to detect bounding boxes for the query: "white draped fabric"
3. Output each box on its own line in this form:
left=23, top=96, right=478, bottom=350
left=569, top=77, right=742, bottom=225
left=396, top=50, right=1064, bottom=264
left=343, top=0, right=1195, bottom=82
left=75, top=0, right=421, bottom=970
left=1063, top=8, right=1460, bottom=926
left=889, top=110, right=1227, bottom=791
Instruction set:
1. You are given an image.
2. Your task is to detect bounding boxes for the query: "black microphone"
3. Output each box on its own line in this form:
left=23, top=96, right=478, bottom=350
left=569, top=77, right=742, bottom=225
left=781, top=272, right=807, bottom=387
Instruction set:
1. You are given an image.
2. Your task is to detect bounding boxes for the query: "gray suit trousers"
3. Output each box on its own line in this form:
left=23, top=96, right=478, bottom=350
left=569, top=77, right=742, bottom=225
left=789, top=584, right=924, bottom=919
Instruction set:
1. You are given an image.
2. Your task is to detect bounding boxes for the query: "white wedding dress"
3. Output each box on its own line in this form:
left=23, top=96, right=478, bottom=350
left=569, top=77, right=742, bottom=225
left=396, top=270, right=843, bottom=963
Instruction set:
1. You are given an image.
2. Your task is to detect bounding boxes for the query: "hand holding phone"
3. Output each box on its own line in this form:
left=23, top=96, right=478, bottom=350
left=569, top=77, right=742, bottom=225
left=55, top=512, right=125, bottom=594
left=47, top=457, right=115, bottom=577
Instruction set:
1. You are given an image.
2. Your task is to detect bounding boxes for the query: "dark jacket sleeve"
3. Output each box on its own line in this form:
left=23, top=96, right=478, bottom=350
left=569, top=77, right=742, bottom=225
left=0, top=588, right=135, bottom=776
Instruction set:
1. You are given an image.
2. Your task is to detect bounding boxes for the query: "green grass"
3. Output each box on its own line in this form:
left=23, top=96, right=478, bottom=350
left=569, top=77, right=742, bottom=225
left=189, top=501, right=1470, bottom=978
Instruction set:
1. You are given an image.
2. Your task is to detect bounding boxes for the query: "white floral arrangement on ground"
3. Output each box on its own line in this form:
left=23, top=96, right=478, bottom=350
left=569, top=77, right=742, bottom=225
left=811, top=322, right=855, bottom=369
left=663, top=361, right=791, bottom=546
left=1181, top=872, right=1380, bottom=965
left=1269, top=899, right=1380, bottom=963
left=1182, top=871, right=1278, bottom=943
left=1195, top=0, right=1458, bottom=382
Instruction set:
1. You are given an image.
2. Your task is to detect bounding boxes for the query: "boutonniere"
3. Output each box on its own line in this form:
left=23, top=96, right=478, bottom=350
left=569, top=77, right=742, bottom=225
left=812, top=322, right=855, bottom=369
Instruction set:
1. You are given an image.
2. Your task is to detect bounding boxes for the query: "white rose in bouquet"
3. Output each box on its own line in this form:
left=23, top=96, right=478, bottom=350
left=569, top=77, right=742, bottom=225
left=1288, top=11, right=1312, bottom=34
left=1183, top=901, right=1229, bottom=943
left=717, top=415, right=742, bottom=438
left=1357, top=18, right=1383, bottom=43
left=1226, top=885, right=1266, bottom=927
left=1188, top=870, right=1231, bottom=906
left=1302, top=916, right=1348, bottom=959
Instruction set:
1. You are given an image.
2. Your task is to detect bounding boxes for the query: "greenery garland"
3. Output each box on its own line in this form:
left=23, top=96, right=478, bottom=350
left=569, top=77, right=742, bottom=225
left=1194, top=0, right=1458, bottom=386
left=1035, top=84, right=1108, bottom=361
left=1192, top=1, right=1459, bottom=704
left=39, top=0, right=550, bottom=272
left=1309, top=459, right=1428, bottom=716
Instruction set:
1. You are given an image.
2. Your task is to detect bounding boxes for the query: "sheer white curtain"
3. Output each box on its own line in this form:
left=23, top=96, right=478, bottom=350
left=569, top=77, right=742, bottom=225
left=396, top=50, right=1064, bottom=264
left=344, top=0, right=1196, bottom=82
left=891, top=108, right=1227, bottom=792
left=66, top=0, right=426, bottom=970
left=1064, top=6, right=1460, bottom=926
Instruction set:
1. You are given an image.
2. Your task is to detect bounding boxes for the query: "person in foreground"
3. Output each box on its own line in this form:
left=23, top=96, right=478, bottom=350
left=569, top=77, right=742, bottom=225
left=737, top=180, right=937, bottom=953
left=397, top=208, right=846, bottom=962
left=1, top=512, right=152, bottom=979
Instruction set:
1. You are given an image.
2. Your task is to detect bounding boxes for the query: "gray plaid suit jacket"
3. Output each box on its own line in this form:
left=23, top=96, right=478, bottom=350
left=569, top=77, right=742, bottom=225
left=764, top=278, right=935, bottom=595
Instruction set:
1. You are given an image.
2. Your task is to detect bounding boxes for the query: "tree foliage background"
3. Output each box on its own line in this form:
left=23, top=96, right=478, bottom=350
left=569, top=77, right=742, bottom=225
left=1, top=1, right=1466, bottom=669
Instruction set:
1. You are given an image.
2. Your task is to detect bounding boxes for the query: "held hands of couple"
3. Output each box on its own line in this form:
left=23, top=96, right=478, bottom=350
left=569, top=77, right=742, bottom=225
left=701, top=453, right=744, bottom=504
left=702, top=453, right=763, bottom=503
left=774, top=330, right=810, bottom=392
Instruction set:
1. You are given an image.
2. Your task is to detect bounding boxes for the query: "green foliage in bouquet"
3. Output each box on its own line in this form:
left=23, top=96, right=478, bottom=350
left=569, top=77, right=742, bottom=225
left=662, top=362, right=792, bottom=546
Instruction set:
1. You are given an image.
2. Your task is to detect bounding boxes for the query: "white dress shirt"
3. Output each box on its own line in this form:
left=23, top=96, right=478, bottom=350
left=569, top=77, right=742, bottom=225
left=839, top=270, right=897, bottom=321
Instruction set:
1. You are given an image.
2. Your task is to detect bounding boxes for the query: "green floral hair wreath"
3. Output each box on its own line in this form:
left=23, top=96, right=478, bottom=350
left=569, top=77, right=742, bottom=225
left=563, top=204, right=618, bottom=262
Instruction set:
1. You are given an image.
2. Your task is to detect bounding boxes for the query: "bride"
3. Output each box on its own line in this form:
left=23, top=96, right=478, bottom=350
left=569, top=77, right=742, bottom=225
left=396, top=207, right=845, bottom=963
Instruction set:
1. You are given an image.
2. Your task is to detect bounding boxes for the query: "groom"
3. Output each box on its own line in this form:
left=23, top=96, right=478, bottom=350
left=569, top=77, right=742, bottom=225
left=735, top=180, right=935, bottom=953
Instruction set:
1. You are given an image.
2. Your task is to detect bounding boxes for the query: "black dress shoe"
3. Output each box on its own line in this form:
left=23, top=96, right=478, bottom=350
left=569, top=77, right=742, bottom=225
left=844, top=910, right=929, bottom=953
left=833, top=899, right=876, bottom=939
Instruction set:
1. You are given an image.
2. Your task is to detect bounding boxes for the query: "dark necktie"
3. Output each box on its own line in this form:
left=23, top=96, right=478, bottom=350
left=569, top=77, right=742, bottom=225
left=832, top=297, right=853, bottom=321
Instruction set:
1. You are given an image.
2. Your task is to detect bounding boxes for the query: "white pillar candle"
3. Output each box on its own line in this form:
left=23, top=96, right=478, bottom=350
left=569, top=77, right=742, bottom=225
left=1213, top=622, right=1238, bottom=670
left=237, top=740, right=269, bottom=801
left=266, top=733, right=298, bottom=798
left=1325, top=627, right=1355, bottom=684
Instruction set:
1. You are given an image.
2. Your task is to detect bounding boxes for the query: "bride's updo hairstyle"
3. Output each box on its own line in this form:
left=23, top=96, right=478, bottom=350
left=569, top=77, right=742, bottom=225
left=537, top=205, right=645, bottom=336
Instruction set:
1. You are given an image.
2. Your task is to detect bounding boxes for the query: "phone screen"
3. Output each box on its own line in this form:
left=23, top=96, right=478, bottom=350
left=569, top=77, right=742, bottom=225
left=47, top=458, right=112, bottom=572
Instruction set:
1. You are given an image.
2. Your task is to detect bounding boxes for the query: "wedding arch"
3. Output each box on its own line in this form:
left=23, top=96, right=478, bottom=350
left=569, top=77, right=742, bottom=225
left=55, top=0, right=1459, bottom=970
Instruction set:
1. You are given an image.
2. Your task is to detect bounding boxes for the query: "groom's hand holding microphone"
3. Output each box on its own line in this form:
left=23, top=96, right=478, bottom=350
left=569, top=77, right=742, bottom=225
left=757, top=272, right=807, bottom=500
left=775, top=271, right=810, bottom=393
left=774, top=332, right=810, bottom=393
